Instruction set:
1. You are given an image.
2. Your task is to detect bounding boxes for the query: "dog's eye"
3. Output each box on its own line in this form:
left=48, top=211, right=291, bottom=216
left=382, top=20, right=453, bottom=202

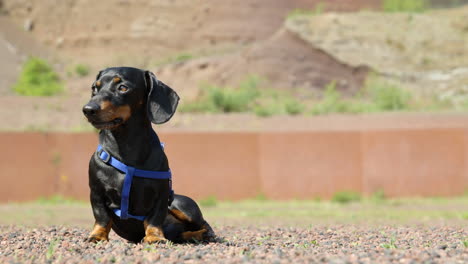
left=118, top=85, right=129, bottom=93
left=91, top=86, right=98, bottom=95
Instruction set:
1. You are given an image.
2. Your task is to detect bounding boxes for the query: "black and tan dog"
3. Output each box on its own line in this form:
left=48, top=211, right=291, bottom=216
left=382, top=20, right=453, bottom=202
left=82, top=67, right=215, bottom=243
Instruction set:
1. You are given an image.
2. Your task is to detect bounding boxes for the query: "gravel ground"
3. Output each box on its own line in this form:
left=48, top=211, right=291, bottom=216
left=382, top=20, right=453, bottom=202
left=1, top=224, right=466, bottom=263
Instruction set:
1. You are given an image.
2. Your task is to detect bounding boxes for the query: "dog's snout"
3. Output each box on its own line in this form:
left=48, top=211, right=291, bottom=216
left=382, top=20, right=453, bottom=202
left=83, top=102, right=101, bottom=117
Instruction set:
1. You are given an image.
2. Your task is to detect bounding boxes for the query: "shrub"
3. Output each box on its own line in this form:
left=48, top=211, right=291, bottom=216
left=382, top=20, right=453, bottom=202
left=180, top=75, right=261, bottom=113
left=13, top=57, right=64, bottom=96
left=364, top=77, right=412, bottom=111
left=310, top=81, right=352, bottom=115
left=254, top=103, right=277, bottom=117
left=331, top=191, right=362, bottom=204
left=284, top=97, right=305, bottom=115
left=383, top=0, right=427, bottom=13
left=206, top=84, right=259, bottom=113
left=310, top=77, right=412, bottom=115
left=74, top=64, right=90, bottom=77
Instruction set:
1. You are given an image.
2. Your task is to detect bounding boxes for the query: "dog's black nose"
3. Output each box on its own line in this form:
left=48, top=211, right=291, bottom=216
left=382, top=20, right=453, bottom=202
left=83, top=102, right=101, bottom=117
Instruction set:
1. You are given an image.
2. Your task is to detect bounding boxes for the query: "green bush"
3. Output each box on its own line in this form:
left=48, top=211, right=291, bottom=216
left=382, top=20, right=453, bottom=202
left=74, top=64, right=90, bottom=77
left=254, top=103, right=277, bottom=117
left=310, top=81, right=353, bottom=115
left=364, top=77, right=412, bottom=111
left=180, top=75, right=261, bottom=113
left=13, top=57, right=64, bottom=96
left=207, top=84, right=259, bottom=113
left=383, top=0, right=427, bottom=12
left=181, top=75, right=414, bottom=116
left=331, top=191, right=362, bottom=204
left=284, top=97, right=305, bottom=115
left=310, top=78, right=412, bottom=115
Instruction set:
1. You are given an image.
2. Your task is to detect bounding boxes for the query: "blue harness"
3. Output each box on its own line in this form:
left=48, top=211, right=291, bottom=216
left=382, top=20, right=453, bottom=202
left=96, top=144, right=173, bottom=221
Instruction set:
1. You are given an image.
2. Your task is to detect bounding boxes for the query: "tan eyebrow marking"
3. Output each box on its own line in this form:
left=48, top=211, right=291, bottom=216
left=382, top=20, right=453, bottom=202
left=113, top=77, right=122, bottom=83
left=95, top=81, right=101, bottom=87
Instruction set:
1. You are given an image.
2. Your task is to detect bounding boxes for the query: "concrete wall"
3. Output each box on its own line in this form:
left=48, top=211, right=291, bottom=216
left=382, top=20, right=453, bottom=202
left=1, top=129, right=467, bottom=202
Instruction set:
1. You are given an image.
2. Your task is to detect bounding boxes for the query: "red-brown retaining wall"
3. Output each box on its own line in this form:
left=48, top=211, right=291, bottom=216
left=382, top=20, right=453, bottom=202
left=1, top=129, right=467, bottom=202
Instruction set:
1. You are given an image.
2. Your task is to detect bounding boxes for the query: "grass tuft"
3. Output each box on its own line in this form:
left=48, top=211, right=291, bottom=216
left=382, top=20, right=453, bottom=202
left=381, top=236, right=398, bottom=249
left=13, top=57, right=64, bottom=96
left=332, top=191, right=362, bottom=204
left=287, top=3, right=326, bottom=19
left=74, top=64, right=90, bottom=77
left=46, top=239, right=59, bottom=260
left=180, top=75, right=261, bottom=113
left=310, top=77, right=412, bottom=115
left=365, top=77, right=412, bottom=111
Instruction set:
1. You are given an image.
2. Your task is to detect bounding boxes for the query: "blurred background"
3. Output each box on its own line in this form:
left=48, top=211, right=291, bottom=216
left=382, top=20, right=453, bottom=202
left=0, top=0, right=467, bottom=206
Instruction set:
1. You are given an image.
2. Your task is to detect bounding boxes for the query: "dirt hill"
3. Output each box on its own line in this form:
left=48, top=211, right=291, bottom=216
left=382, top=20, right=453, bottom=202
left=286, top=6, right=468, bottom=96
left=155, top=28, right=369, bottom=100
left=1, top=0, right=379, bottom=68
left=0, top=0, right=467, bottom=131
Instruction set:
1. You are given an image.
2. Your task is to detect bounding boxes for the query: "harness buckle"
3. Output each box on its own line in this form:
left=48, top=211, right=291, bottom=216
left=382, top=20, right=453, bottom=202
left=97, top=148, right=111, bottom=163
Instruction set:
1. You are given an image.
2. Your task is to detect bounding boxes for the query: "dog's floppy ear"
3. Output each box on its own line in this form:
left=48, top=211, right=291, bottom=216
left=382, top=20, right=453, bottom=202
left=145, top=71, right=180, bottom=124
left=95, top=70, right=103, bottom=80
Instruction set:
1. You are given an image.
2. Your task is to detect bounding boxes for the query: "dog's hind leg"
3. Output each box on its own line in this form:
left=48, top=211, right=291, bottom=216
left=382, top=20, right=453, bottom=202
left=200, top=220, right=216, bottom=241
left=169, top=194, right=216, bottom=242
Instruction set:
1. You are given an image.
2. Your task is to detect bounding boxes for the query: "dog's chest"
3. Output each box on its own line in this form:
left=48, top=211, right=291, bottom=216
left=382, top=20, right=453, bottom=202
left=95, top=165, right=162, bottom=212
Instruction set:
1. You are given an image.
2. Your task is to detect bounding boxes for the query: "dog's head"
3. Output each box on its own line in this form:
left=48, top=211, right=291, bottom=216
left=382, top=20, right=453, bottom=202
left=82, top=67, right=179, bottom=129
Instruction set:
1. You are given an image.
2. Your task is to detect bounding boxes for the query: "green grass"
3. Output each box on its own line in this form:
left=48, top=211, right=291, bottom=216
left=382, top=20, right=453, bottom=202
left=383, top=0, right=428, bottom=13
left=181, top=75, right=307, bottom=116
left=287, top=3, right=326, bottom=19
left=198, top=196, right=468, bottom=225
left=331, top=191, right=362, bottom=204
left=182, top=73, right=468, bottom=116
left=371, top=189, right=387, bottom=203
left=381, top=236, right=398, bottom=249
left=310, top=81, right=353, bottom=115
left=34, top=195, right=83, bottom=205
left=180, top=75, right=262, bottom=113
left=154, top=52, right=195, bottom=66
left=13, top=57, right=64, bottom=96
left=172, top=53, right=193, bottom=63
left=364, top=77, right=412, bottom=111
left=310, top=77, right=413, bottom=115
left=199, top=195, right=218, bottom=207
left=0, top=196, right=467, bottom=227
left=74, top=64, right=90, bottom=77
left=46, top=239, right=59, bottom=260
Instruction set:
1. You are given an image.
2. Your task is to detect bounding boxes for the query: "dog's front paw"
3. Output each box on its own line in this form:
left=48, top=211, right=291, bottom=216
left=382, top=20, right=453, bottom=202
left=85, top=235, right=109, bottom=243
left=86, top=222, right=111, bottom=243
left=143, top=234, right=167, bottom=244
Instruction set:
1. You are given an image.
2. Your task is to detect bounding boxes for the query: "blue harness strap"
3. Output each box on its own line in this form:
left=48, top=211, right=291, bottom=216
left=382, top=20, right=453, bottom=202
left=96, top=144, right=173, bottom=221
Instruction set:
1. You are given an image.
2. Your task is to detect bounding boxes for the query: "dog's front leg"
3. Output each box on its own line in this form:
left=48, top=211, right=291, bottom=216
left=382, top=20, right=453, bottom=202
left=143, top=197, right=168, bottom=244
left=86, top=190, right=112, bottom=242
